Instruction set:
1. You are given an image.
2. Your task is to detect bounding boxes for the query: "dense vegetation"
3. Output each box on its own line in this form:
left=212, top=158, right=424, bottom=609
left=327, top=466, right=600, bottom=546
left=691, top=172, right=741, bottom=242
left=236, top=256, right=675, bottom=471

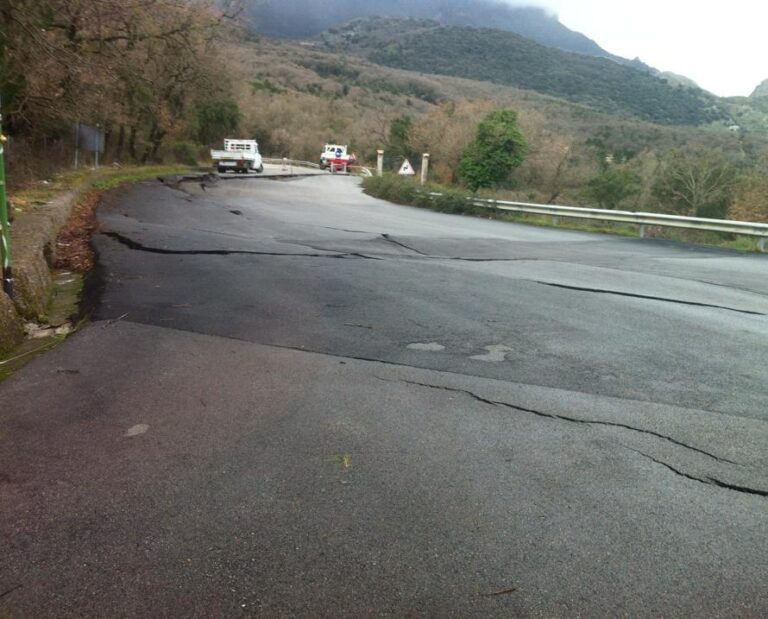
left=0, top=0, right=240, bottom=181
left=459, top=109, right=527, bottom=191
left=358, top=22, right=728, bottom=126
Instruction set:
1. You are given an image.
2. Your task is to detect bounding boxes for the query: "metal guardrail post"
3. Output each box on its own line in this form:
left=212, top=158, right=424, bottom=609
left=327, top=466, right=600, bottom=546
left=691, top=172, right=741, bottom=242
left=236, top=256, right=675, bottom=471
left=0, top=100, right=13, bottom=297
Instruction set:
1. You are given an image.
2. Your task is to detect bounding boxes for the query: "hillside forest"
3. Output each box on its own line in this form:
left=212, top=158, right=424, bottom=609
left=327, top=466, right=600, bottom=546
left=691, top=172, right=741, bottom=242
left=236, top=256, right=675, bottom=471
left=2, top=3, right=768, bottom=222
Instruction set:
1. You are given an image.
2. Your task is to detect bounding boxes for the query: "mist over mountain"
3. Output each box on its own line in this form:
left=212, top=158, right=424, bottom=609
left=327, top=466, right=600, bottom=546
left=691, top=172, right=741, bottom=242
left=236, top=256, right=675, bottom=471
left=245, top=0, right=652, bottom=71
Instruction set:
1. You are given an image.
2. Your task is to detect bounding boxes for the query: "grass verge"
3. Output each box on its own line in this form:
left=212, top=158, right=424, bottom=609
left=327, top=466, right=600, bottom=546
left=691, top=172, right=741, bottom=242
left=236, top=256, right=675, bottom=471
left=8, top=164, right=195, bottom=218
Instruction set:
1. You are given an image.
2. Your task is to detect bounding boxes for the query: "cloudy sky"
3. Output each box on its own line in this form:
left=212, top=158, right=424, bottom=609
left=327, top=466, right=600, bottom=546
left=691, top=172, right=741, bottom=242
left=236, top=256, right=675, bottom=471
left=533, top=0, right=767, bottom=96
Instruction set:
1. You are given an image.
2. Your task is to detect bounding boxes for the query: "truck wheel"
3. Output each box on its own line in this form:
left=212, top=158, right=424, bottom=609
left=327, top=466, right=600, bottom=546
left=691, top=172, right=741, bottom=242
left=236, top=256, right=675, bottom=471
left=256, top=164, right=264, bottom=173
left=217, top=167, right=226, bottom=174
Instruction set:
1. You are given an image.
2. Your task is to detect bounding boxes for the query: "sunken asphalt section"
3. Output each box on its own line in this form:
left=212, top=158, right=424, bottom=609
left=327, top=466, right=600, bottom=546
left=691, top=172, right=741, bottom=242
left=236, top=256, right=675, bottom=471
left=1, top=174, right=767, bottom=616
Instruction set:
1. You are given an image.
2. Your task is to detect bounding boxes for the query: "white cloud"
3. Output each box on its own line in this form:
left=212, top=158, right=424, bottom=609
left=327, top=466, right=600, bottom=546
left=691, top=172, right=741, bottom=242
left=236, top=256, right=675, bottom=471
left=527, top=0, right=768, bottom=96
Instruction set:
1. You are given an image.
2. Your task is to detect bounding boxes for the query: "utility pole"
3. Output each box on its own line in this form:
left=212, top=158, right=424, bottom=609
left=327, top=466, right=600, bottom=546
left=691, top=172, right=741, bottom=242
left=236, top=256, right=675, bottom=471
left=0, top=98, right=13, bottom=297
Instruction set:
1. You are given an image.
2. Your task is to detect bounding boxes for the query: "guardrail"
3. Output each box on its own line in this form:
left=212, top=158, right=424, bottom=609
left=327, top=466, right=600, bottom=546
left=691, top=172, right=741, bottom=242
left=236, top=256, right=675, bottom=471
left=262, top=158, right=321, bottom=169
left=350, top=165, right=373, bottom=177
left=426, top=193, right=768, bottom=251
left=263, top=158, right=372, bottom=177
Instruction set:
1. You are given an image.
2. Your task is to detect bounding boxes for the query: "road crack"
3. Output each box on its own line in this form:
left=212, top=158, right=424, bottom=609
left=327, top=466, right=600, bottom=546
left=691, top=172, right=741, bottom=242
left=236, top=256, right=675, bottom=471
left=0, top=584, right=22, bottom=599
left=448, top=257, right=538, bottom=262
left=103, top=232, right=379, bottom=260
left=535, top=281, right=765, bottom=316
left=624, top=447, right=768, bottom=498
left=380, top=233, right=428, bottom=255
left=397, top=379, right=739, bottom=465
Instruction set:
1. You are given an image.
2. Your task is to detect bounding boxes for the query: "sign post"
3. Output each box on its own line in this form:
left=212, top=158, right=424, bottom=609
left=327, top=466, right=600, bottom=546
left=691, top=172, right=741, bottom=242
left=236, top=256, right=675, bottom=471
left=0, top=99, right=13, bottom=297
left=421, top=153, right=430, bottom=185
left=74, top=122, right=105, bottom=169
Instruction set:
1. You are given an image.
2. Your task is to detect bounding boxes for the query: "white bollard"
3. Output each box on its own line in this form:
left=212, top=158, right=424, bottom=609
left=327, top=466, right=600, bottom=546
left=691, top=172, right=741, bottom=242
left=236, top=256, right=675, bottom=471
left=421, top=153, right=430, bottom=185
left=377, top=150, right=384, bottom=177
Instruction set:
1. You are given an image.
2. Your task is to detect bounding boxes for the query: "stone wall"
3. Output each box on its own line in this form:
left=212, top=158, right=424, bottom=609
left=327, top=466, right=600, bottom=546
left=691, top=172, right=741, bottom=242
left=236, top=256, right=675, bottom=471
left=0, top=187, right=85, bottom=355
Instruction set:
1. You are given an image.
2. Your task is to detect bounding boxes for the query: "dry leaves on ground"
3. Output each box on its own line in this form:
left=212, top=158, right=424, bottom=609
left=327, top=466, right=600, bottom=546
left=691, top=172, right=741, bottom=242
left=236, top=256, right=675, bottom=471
left=54, top=190, right=100, bottom=273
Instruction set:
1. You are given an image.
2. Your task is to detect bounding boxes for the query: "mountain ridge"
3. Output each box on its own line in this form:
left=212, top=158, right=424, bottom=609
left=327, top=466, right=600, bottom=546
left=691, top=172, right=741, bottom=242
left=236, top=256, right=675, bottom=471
left=245, top=0, right=654, bottom=72
left=317, top=17, right=726, bottom=126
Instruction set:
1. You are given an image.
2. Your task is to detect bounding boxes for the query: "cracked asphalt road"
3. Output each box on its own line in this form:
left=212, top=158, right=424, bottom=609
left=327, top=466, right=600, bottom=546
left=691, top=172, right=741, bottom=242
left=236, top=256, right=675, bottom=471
left=1, top=175, right=767, bottom=617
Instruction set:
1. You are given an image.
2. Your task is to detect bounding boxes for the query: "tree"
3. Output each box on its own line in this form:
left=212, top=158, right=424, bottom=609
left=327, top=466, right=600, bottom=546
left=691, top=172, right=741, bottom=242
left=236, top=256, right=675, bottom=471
left=652, top=150, right=736, bottom=218
left=409, top=100, right=493, bottom=184
left=388, top=115, right=416, bottom=161
left=458, top=109, right=527, bottom=191
left=196, top=98, right=241, bottom=146
left=0, top=0, right=241, bottom=161
left=730, top=170, right=768, bottom=223
left=586, top=167, right=640, bottom=209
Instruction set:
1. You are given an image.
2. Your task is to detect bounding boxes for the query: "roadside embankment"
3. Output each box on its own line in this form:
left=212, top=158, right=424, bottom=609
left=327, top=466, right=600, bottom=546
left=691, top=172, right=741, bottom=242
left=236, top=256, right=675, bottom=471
left=362, top=175, right=767, bottom=252
left=11, top=188, right=83, bottom=321
left=0, top=166, right=192, bottom=358
left=0, top=185, right=86, bottom=355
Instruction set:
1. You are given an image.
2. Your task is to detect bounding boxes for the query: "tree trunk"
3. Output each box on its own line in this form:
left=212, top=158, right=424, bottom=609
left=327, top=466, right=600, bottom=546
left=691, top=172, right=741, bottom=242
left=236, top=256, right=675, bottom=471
left=128, top=126, right=137, bottom=160
left=115, top=125, right=125, bottom=160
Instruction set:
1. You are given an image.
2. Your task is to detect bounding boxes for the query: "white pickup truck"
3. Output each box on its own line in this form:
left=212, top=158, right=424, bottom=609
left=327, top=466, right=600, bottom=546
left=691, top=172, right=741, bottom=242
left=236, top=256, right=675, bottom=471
left=320, top=144, right=357, bottom=169
left=211, top=139, right=264, bottom=174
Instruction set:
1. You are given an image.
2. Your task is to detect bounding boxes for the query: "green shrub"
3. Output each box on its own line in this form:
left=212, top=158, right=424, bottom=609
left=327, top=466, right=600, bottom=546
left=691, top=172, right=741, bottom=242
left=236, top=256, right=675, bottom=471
left=169, top=141, right=200, bottom=166
left=362, top=174, right=419, bottom=204
left=363, top=175, right=476, bottom=214
left=432, top=188, right=471, bottom=214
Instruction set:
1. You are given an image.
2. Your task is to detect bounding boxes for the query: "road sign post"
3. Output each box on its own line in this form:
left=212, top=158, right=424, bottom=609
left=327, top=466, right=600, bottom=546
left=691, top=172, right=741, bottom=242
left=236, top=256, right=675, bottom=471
left=421, top=153, right=430, bottom=185
left=0, top=100, right=13, bottom=297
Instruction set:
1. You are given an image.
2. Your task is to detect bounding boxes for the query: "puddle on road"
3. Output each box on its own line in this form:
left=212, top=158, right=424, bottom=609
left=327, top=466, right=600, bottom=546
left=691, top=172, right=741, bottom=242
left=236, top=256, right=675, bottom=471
left=470, top=345, right=513, bottom=362
left=407, top=342, right=446, bottom=352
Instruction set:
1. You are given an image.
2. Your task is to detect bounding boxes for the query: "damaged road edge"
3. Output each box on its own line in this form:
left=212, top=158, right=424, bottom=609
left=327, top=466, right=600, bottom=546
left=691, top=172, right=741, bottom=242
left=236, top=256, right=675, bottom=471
left=102, top=231, right=380, bottom=260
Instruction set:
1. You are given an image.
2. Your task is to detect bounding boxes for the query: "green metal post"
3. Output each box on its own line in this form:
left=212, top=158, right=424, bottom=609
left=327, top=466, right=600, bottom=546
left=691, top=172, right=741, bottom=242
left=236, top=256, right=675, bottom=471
left=0, top=100, right=13, bottom=297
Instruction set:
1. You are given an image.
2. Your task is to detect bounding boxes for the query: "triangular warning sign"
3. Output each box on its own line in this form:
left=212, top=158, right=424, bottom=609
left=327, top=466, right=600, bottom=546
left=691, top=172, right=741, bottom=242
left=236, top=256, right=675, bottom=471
left=398, top=159, right=415, bottom=175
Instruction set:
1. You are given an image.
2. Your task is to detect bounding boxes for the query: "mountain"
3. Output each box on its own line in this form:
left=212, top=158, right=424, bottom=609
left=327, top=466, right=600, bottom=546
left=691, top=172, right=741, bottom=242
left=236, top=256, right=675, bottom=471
left=319, top=18, right=726, bottom=126
left=245, top=0, right=653, bottom=71
left=659, top=72, right=701, bottom=90
left=750, top=79, right=768, bottom=98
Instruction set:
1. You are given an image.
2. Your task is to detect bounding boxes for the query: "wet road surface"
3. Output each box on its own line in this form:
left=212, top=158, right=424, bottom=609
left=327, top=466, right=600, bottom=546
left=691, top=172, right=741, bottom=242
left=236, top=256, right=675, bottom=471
left=1, top=175, right=767, bottom=616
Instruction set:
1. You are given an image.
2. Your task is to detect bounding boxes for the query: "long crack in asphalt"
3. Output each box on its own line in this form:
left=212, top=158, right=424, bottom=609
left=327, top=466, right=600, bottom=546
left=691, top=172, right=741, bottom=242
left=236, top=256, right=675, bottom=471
left=390, top=379, right=768, bottom=497
left=623, top=447, right=768, bottom=498
left=394, top=379, right=743, bottom=467
left=536, top=281, right=765, bottom=316
left=103, top=231, right=379, bottom=260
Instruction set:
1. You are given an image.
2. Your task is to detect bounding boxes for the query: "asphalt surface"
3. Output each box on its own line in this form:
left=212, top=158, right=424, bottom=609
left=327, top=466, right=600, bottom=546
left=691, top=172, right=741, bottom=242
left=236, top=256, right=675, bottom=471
left=1, top=173, right=767, bottom=617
